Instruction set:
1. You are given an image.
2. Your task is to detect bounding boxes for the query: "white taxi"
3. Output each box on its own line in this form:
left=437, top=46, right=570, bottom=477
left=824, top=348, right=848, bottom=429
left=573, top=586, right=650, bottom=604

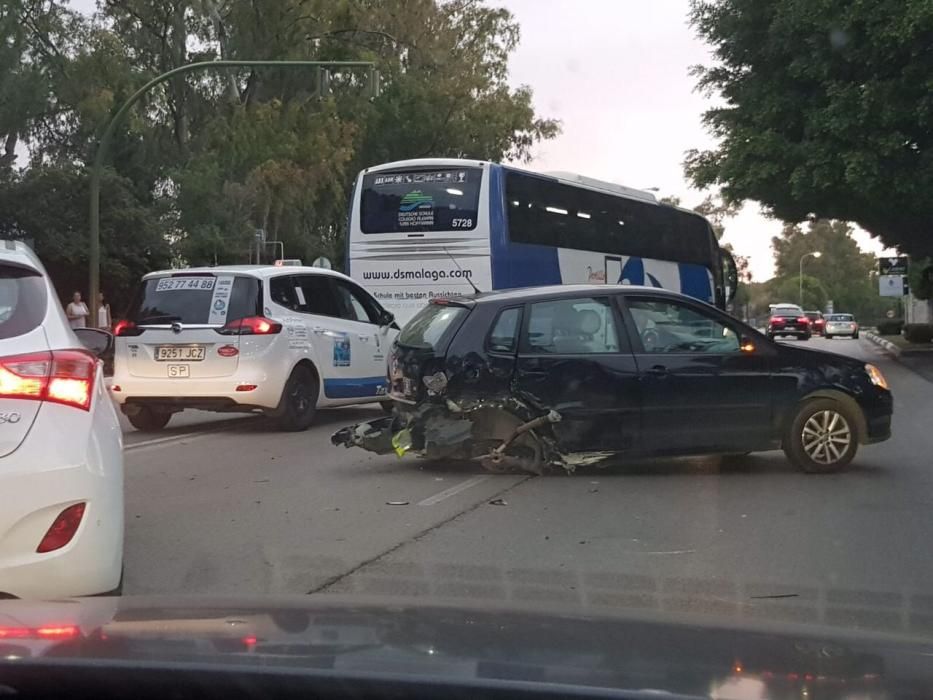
left=111, top=266, right=399, bottom=431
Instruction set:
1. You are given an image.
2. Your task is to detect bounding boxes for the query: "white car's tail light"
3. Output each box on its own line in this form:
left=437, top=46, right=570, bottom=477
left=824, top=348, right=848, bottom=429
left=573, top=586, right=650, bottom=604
left=36, top=502, right=86, bottom=553
left=0, top=350, right=96, bottom=411
left=216, top=316, right=283, bottom=336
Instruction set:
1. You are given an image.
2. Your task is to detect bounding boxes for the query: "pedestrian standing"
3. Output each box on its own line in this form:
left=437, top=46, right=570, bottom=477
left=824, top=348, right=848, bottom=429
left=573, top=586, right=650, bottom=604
left=65, top=291, right=89, bottom=329
left=97, top=292, right=112, bottom=331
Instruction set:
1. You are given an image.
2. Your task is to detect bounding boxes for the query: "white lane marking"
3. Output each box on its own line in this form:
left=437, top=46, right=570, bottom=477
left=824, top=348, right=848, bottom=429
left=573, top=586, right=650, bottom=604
left=417, top=475, right=490, bottom=506
left=125, top=432, right=214, bottom=452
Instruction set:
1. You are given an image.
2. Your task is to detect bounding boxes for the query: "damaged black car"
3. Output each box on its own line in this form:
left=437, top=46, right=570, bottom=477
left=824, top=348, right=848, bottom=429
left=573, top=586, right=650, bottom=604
left=332, top=285, right=892, bottom=474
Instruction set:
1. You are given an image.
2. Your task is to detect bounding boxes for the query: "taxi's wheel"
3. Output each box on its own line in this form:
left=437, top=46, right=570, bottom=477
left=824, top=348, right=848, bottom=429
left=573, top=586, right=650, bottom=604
left=127, top=407, right=171, bottom=431
left=783, top=399, right=858, bottom=473
left=276, top=365, right=318, bottom=431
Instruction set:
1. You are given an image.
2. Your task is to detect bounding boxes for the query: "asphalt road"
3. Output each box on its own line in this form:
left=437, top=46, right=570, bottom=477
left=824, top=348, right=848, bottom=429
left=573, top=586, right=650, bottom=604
left=122, top=337, right=933, bottom=636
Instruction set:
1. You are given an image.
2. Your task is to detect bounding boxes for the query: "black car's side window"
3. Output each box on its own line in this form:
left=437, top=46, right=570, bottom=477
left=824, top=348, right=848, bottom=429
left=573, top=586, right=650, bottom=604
left=487, top=306, right=523, bottom=354
left=627, top=298, right=740, bottom=354
left=521, top=297, right=621, bottom=354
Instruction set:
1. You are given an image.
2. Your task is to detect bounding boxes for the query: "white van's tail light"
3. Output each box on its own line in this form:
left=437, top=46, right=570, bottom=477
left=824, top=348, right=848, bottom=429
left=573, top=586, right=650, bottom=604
left=36, top=502, right=86, bottom=553
left=0, top=350, right=96, bottom=411
left=113, top=319, right=143, bottom=336
left=216, top=316, right=282, bottom=336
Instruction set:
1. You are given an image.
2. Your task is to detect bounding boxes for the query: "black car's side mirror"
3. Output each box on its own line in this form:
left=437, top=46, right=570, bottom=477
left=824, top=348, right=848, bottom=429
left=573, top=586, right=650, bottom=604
left=739, top=336, right=756, bottom=353
left=74, top=327, right=113, bottom=357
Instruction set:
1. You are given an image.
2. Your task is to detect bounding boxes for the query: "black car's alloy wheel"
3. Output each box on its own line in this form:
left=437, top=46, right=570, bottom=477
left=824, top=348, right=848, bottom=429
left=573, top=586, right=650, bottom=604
left=784, top=398, right=858, bottom=473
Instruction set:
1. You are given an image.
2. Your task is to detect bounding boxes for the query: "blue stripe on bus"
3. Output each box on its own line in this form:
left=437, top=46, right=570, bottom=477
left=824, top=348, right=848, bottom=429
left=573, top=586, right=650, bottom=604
left=323, top=376, right=386, bottom=399
left=679, top=263, right=713, bottom=301
left=506, top=243, right=561, bottom=288
left=488, top=164, right=510, bottom=290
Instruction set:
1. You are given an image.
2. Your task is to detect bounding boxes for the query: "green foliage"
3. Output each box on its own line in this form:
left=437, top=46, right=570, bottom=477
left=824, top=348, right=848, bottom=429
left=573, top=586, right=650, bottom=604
left=770, top=219, right=884, bottom=318
left=687, top=0, right=933, bottom=256
left=0, top=0, right=558, bottom=299
left=903, top=324, right=933, bottom=343
left=877, top=319, right=904, bottom=336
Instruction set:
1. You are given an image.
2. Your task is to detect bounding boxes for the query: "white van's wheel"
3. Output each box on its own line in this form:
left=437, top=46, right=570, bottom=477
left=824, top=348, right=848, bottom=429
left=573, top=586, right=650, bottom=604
left=275, top=366, right=318, bottom=431
left=127, top=407, right=171, bottom=431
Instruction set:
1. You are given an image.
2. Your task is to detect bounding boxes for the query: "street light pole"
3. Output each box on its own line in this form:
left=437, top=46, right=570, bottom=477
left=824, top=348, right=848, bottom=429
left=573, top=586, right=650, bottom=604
left=88, top=59, right=378, bottom=326
left=799, top=251, right=822, bottom=306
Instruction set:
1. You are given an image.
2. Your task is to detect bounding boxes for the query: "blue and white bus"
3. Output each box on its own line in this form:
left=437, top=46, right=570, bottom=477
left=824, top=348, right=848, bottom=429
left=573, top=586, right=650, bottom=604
left=347, top=158, right=738, bottom=324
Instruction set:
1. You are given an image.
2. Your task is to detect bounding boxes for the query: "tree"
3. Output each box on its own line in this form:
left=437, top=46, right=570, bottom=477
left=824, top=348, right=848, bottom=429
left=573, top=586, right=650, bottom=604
left=686, top=0, right=933, bottom=256
left=0, top=0, right=558, bottom=303
left=771, top=219, right=884, bottom=319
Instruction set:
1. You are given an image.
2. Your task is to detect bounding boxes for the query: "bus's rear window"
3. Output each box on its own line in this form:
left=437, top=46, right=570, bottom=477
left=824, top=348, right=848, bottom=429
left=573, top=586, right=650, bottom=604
left=126, top=275, right=261, bottom=325
left=360, top=167, right=482, bottom=234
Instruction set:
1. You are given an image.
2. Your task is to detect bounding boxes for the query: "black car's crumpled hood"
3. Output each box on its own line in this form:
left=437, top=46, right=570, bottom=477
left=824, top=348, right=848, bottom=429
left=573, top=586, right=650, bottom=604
left=1, top=595, right=931, bottom=697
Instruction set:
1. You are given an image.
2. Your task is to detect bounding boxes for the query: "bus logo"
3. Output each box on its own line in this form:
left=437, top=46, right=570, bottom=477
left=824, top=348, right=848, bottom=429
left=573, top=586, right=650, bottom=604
left=399, top=190, right=434, bottom=212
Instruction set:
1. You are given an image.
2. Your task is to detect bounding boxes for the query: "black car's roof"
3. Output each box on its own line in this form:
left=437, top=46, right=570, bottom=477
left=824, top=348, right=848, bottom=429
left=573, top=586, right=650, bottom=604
left=445, top=284, right=693, bottom=306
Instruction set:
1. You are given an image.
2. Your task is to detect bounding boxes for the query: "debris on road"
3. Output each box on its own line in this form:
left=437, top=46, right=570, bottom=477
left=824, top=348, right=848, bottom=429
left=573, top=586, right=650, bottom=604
left=386, top=501, right=409, bottom=506
left=489, top=498, right=508, bottom=506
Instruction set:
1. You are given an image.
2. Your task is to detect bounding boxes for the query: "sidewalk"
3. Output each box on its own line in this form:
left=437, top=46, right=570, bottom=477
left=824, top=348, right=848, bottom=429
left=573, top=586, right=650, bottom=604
left=865, top=331, right=933, bottom=384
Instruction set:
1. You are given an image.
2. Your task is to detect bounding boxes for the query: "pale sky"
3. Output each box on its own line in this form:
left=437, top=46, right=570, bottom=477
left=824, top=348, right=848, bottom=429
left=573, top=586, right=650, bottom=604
left=500, top=0, right=890, bottom=280
left=63, top=0, right=888, bottom=279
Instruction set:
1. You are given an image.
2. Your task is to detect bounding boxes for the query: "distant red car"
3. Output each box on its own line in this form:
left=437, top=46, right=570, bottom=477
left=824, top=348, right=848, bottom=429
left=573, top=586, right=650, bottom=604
left=804, top=310, right=825, bottom=335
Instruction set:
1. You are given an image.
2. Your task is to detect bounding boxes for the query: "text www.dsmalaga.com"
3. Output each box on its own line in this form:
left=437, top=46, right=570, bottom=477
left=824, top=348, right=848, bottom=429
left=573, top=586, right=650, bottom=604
left=362, top=268, right=473, bottom=283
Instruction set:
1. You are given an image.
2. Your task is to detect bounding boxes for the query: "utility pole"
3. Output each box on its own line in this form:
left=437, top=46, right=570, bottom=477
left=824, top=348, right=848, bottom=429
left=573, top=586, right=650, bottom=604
left=88, top=60, right=379, bottom=325
left=799, top=251, right=822, bottom=306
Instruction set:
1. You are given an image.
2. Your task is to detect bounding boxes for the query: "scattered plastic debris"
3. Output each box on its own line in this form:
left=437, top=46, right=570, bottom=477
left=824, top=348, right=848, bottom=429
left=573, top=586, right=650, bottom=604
left=386, top=501, right=409, bottom=506
left=489, top=498, right=508, bottom=506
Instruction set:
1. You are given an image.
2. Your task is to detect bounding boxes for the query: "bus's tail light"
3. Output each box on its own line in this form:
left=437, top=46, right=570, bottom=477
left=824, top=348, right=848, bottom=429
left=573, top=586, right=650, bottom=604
left=216, top=317, right=282, bottom=336
left=0, top=350, right=96, bottom=411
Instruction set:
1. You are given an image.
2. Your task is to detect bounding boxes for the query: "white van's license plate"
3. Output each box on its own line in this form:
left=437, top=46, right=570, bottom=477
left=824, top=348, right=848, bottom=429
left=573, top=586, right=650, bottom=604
left=156, top=346, right=205, bottom=361
left=167, top=365, right=189, bottom=378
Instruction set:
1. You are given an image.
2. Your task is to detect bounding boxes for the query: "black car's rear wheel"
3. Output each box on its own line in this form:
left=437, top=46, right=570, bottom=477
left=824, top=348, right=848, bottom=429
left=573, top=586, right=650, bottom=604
left=127, top=406, right=172, bottom=431
left=784, top=399, right=858, bottom=473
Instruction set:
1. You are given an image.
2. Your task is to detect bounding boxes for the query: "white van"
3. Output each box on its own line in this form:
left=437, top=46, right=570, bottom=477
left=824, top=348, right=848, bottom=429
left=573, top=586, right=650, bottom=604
left=111, top=266, right=398, bottom=431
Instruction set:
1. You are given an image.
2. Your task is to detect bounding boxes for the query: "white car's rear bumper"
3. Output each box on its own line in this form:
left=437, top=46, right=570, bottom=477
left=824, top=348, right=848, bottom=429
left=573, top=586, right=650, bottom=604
left=0, top=397, right=123, bottom=598
left=111, top=367, right=289, bottom=411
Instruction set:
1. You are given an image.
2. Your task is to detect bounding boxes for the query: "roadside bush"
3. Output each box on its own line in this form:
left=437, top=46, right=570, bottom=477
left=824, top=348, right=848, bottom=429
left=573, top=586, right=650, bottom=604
left=876, top=319, right=904, bottom=335
left=903, top=323, right=933, bottom=344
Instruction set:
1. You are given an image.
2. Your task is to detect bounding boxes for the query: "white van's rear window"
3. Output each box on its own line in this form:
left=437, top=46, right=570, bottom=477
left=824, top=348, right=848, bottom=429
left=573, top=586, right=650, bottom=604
left=127, top=275, right=260, bottom=325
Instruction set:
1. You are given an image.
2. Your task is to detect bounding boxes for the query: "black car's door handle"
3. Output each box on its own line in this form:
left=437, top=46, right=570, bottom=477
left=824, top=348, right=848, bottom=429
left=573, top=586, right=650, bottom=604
left=645, top=364, right=669, bottom=377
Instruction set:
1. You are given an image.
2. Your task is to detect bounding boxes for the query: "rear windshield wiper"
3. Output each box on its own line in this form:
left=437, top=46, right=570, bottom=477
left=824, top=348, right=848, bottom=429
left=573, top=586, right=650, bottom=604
left=137, top=314, right=182, bottom=324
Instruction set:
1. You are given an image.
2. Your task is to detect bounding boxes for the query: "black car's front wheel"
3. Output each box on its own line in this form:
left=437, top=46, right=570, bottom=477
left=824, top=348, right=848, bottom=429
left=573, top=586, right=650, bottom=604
left=784, top=399, right=858, bottom=473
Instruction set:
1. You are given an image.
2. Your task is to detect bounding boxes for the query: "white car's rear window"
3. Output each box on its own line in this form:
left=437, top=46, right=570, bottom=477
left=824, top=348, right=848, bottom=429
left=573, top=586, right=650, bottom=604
left=0, top=264, right=47, bottom=339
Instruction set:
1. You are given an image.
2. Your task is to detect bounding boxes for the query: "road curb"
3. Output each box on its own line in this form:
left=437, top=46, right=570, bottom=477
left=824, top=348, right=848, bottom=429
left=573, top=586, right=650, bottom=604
left=865, top=331, right=901, bottom=356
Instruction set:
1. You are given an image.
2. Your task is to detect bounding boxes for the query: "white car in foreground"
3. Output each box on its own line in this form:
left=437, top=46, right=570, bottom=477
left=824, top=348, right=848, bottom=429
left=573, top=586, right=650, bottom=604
left=0, top=241, right=123, bottom=598
left=111, top=265, right=399, bottom=431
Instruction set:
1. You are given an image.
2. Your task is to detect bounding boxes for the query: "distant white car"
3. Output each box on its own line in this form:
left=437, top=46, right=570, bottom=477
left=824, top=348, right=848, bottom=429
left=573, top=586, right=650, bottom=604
left=0, top=241, right=123, bottom=598
left=111, top=266, right=399, bottom=431
left=824, top=313, right=860, bottom=339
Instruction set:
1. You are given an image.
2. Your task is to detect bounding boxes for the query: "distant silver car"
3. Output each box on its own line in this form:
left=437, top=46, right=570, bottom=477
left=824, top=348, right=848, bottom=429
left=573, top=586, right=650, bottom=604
left=824, top=313, right=859, bottom=339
